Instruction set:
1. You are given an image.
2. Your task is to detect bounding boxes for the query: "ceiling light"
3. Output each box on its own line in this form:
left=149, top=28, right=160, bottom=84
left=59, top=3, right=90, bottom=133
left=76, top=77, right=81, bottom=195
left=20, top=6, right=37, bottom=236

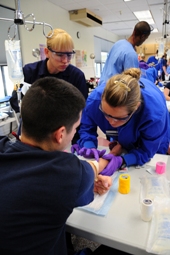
left=152, top=28, right=158, bottom=33
left=133, top=10, right=155, bottom=25
left=124, top=0, right=132, bottom=1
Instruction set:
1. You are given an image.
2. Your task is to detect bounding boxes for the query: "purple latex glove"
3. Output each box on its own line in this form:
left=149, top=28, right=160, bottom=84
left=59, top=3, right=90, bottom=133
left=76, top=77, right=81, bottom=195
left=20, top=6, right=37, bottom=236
left=100, top=154, right=123, bottom=176
left=71, top=144, right=81, bottom=155
left=78, top=147, right=106, bottom=161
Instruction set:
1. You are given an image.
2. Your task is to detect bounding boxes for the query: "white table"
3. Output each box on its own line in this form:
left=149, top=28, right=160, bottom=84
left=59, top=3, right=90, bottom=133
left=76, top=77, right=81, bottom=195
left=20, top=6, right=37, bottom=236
left=157, top=85, right=170, bottom=111
left=66, top=152, right=170, bottom=255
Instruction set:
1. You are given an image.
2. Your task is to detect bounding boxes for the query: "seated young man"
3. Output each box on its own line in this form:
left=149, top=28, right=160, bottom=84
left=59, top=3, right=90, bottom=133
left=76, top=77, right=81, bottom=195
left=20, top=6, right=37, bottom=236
left=0, top=77, right=131, bottom=255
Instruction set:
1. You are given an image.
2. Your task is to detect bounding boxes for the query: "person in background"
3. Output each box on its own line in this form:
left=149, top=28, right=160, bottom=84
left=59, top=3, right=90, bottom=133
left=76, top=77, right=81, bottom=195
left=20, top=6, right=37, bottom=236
left=166, top=58, right=170, bottom=74
left=0, top=77, right=132, bottom=255
left=21, top=28, right=88, bottom=144
left=146, top=50, right=163, bottom=81
left=139, top=53, right=149, bottom=70
left=163, top=80, right=170, bottom=154
left=139, top=57, right=163, bottom=86
left=163, top=81, right=170, bottom=101
left=138, top=53, right=153, bottom=80
left=139, top=64, right=157, bottom=83
left=139, top=53, right=146, bottom=63
left=98, top=21, right=152, bottom=86
left=72, top=68, right=169, bottom=173
left=147, top=49, right=159, bottom=66
left=161, top=53, right=169, bottom=81
left=23, top=28, right=88, bottom=99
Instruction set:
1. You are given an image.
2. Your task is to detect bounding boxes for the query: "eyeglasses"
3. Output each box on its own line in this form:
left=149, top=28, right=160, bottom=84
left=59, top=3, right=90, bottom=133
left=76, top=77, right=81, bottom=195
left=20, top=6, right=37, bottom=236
left=48, top=47, right=75, bottom=61
left=99, top=104, right=133, bottom=122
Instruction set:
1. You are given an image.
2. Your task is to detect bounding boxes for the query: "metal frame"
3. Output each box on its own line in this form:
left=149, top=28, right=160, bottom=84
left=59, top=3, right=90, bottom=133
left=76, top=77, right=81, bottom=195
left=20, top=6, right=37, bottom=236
left=162, top=0, right=170, bottom=39
left=0, top=0, right=53, bottom=40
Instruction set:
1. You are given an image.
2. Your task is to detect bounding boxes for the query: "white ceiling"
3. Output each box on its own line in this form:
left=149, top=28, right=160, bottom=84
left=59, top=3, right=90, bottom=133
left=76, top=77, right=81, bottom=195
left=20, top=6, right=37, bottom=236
left=48, top=0, right=170, bottom=38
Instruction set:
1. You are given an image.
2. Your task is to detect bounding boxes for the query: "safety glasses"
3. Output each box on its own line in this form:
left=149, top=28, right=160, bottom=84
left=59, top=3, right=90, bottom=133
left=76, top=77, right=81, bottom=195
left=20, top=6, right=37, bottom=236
left=99, top=104, right=134, bottom=122
left=48, top=47, right=75, bottom=61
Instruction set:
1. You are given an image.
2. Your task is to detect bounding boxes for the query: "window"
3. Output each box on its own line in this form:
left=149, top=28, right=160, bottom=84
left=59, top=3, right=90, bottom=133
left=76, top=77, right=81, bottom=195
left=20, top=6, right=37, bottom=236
left=94, top=36, right=113, bottom=78
left=3, top=66, right=14, bottom=96
left=101, top=51, right=109, bottom=73
left=95, top=63, right=101, bottom=78
left=101, top=52, right=108, bottom=62
left=0, top=5, right=20, bottom=99
left=0, top=66, right=15, bottom=98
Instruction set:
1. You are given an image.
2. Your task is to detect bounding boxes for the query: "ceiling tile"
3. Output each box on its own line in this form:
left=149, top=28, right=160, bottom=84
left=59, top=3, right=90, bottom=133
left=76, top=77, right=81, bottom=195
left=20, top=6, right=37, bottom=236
left=48, top=0, right=168, bottom=37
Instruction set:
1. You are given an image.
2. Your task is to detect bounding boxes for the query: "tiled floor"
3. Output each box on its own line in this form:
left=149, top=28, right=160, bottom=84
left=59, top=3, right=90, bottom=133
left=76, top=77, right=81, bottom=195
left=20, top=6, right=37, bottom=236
left=72, top=234, right=100, bottom=252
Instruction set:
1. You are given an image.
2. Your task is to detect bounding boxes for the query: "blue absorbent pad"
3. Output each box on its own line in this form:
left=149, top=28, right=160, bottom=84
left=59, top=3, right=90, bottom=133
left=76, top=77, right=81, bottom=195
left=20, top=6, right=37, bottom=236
left=78, top=171, right=120, bottom=216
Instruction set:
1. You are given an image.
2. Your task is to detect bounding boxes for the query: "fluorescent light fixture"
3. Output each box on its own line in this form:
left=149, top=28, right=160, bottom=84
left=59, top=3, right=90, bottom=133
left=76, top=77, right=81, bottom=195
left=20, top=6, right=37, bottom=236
left=152, top=28, right=158, bottom=33
left=133, top=10, right=155, bottom=25
left=124, top=0, right=132, bottom=1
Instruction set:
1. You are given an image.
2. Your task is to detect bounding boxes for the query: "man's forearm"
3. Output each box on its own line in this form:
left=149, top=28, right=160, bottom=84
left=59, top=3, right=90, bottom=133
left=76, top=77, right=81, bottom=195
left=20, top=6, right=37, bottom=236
left=88, top=158, right=108, bottom=179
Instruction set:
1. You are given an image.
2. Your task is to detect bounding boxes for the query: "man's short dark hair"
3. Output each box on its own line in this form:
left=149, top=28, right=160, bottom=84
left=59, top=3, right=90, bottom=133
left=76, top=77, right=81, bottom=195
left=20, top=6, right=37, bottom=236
left=134, top=21, right=152, bottom=36
left=21, top=77, right=85, bottom=141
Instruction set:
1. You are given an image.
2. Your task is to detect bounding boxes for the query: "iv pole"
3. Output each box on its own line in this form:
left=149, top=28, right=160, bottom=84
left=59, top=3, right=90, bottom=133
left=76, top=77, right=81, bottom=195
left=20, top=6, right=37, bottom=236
left=162, top=0, right=169, bottom=40
left=161, top=0, right=170, bottom=52
left=0, top=0, right=53, bottom=40
left=156, top=0, right=170, bottom=57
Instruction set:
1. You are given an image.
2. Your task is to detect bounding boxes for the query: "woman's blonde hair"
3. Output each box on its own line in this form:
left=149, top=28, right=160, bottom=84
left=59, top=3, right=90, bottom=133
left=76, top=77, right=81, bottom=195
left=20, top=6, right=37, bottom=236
left=102, top=68, right=141, bottom=112
left=46, top=29, right=74, bottom=51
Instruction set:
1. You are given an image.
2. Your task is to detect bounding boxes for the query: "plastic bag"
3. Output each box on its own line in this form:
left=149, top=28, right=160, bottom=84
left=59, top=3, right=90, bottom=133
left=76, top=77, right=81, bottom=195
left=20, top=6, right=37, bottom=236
left=146, top=198, right=170, bottom=255
left=139, top=175, right=170, bottom=203
left=5, top=40, right=24, bottom=85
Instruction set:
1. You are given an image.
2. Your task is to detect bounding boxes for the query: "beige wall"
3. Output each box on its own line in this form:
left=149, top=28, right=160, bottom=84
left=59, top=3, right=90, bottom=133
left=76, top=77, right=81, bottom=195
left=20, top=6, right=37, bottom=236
left=0, top=0, right=120, bottom=79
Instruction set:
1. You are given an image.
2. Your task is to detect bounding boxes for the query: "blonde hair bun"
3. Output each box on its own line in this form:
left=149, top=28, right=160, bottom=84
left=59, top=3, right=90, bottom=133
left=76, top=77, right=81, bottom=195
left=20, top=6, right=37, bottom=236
left=123, top=68, right=141, bottom=80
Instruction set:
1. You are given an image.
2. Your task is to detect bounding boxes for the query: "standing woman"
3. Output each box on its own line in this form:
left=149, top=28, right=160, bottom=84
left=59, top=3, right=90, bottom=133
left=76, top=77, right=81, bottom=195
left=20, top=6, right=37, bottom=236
left=73, top=68, right=169, bottom=168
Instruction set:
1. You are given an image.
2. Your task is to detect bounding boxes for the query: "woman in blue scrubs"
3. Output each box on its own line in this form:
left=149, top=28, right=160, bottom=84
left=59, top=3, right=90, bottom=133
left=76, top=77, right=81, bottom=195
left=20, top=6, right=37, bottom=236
left=75, top=68, right=169, bottom=168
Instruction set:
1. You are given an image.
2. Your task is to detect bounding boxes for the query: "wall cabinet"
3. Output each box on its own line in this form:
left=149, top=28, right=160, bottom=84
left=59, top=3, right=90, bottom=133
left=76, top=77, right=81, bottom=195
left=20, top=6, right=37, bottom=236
left=136, top=45, right=145, bottom=54
left=136, top=43, right=159, bottom=61
left=136, top=44, right=157, bottom=55
left=144, top=44, right=156, bottom=54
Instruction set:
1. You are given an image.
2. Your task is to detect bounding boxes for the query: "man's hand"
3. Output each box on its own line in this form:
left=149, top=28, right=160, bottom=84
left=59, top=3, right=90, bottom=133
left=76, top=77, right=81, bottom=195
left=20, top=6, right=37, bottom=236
left=94, top=175, right=112, bottom=195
